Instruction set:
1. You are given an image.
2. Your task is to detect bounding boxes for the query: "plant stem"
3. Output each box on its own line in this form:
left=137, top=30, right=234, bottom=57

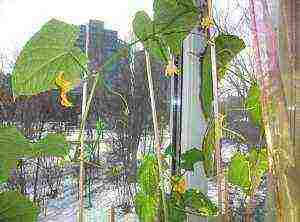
left=78, top=72, right=99, bottom=222
left=76, top=22, right=191, bottom=221
left=77, top=48, right=127, bottom=221
left=78, top=74, right=88, bottom=221
left=145, top=50, right=168, bottom=222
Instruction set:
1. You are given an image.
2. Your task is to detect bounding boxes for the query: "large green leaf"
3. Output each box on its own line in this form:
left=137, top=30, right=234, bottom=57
left=133, top=11, right=169, bottom=63
left=228, top=152, right=251, bottom=193
left=135, top=192, right=159, bottom=222
left=0, top=125, right=69, bottom=182
left=183, top=188, right=218, bottom=217
left=137, top=154, right=159, bottom=195
left=181, top=148, right=204, bottom=171
left=32, top=133, right=69, bottom=157
left=0, top=191, right=39, bottom=222
left=228, top=149, right=268, bottom=195
left=12, top=19, right=87, bottom=97
left=201, top=34, right=246, bottom=120
left=248, top=148, right=268, bottom=190
left=133, top=0, right=199, bottom=62
left=0, top=126, right=32, bottom=182
left=153, top=0, right=199, bottom=55
left=167, top=195, right=187, bottom=222
left=245, top=82, right=262, bottom=127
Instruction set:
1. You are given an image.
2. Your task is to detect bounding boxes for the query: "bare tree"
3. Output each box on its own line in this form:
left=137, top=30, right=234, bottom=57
left=88, top=50, right=170, bottom=212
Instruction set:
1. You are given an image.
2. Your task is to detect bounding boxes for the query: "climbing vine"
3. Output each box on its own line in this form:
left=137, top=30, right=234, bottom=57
left=0, top=0, right=271, bottom=221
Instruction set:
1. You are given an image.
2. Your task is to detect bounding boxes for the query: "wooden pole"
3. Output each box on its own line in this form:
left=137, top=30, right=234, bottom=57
left=124, top=213, right=129, bottom=222
left=109, top=207, right=115, bottom=222
left=145, top=50, right=168, bottom=222
left=79, top=23, right=89, bottom=222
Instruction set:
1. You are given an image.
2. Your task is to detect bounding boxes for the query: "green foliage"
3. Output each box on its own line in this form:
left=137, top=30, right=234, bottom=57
left=12, top=19, right=87, bottom=97
left=107, top=165, right=124, bottom=177
left=248, top=148, right=268, bottom=190
left=183, top=188, right=218, bottom=216
left=153, top=0, right=199, bottom=55
left=202, top=122, right=216, bottom=177
left=228, top=152, right=251, bottom=193
left=135, top=192, right=159, bottom=222
left=201, top=34, right=246, bottom=120
left=228, top=150, right=268, bottom=194
left=33, top=133, right=69, bottom=157
left=248, top=149, right=268, bottom=175
left=133, top=0, right=199, bottom=62
left=135, top=154, right=162, bottom=221
left=164, top=144, right=175, bottom=157
left=133, top=11, right=169, bottom=63
left=0, top=126, right=32, bottom=182
left=245, top=82, right=262, bottom=127
left=0, top=125, right=69, bottom=182
left=84, top=144, right=94, bottom=160
left=0, top=191, right=39, bottom=222
left=167, top=196, right=187, bottom=222
left=181, top=148, right=204, bottom=171
left=137, top=154, right=159, bottom=195
left=95, top=118, right=106, bottom=136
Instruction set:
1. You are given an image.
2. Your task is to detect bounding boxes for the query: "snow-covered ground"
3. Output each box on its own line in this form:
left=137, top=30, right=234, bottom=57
left=38, top=178, right=138, bottom=222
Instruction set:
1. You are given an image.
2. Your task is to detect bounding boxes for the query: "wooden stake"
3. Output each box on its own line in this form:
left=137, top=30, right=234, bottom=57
left=79, top=23, right=89, bottom=222
left=145, top=50, right=168, bottom=222
left=124, top=213, right=129, bottom=222
left=109, top=207, right=115, bottom=222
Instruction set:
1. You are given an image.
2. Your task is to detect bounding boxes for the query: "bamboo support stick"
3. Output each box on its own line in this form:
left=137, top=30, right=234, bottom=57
left=145, top=50, right=168, bottom=222
left=78, top=23, right=89, bottom=222
left=109, top=207, right=115, bottom=222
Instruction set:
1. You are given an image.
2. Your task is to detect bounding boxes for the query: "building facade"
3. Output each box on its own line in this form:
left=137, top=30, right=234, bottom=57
left=76, top=20, right=127, bottom=76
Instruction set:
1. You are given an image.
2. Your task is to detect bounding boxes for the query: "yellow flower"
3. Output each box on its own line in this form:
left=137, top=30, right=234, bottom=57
left=55, top=72, right=73, bottom=107
left=60, top=91, right=73, bottom=107
left=172, top=176, right=187, bottom=194
left=201, top=16, right=214, bottom=29
left=165, top=60, right=179, bottom=77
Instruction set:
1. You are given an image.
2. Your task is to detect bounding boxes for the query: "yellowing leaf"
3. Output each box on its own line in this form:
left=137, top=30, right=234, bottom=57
left=60, top=92, right=73, bottom=107
left=172, top=176, right=187, bottom=194
left=55, top=72, right=73, bottom=107
left=55, top=72, right=72, bottom=91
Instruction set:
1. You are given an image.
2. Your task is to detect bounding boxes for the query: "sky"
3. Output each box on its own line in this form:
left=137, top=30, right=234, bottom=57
left=0, top=0, right=152, bottom=59
left=0, top=0, right=232, bottom=65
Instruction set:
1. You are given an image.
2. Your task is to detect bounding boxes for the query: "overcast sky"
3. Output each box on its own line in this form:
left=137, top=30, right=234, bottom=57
left=0, top=0, right=152, bottom=58
left=0, top=0, right=233, bottom=63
